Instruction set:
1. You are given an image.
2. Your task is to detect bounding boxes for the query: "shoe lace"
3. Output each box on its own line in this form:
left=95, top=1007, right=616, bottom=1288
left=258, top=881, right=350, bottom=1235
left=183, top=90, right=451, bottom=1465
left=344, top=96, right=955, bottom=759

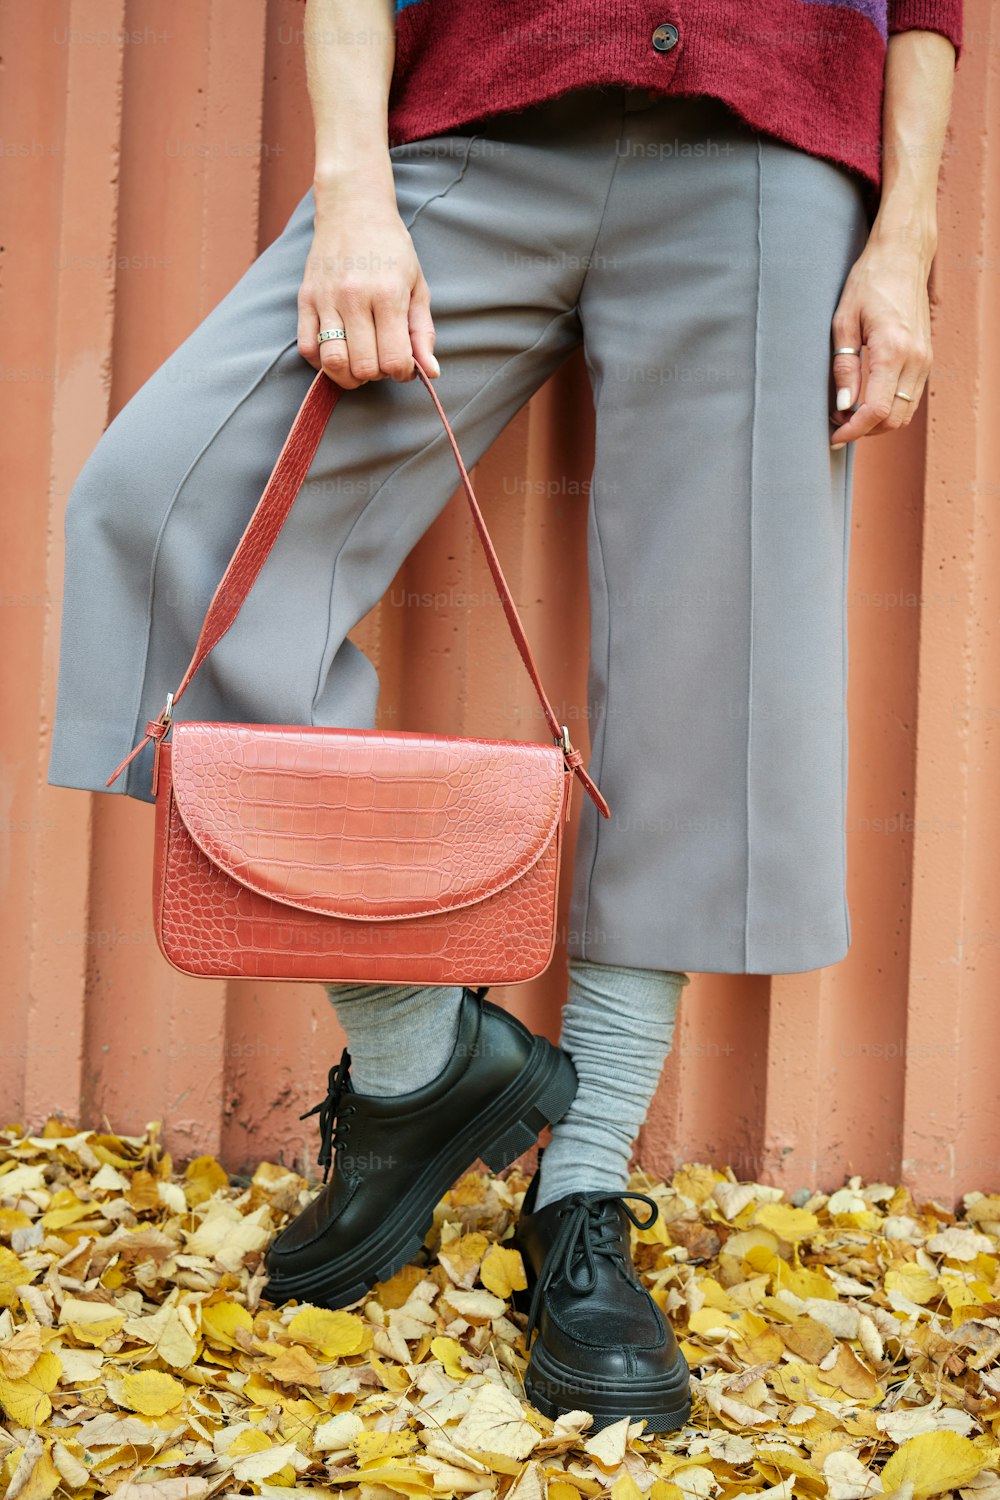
left=299, top=1047, right=356, bottom=1184
left=526, top=1190, right=659, bottom=1342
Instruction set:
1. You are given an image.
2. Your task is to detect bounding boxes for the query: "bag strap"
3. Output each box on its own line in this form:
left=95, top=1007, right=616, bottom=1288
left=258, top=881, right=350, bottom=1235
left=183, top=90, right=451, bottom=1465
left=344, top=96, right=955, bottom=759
left=105, top=360, right=610, bottom=817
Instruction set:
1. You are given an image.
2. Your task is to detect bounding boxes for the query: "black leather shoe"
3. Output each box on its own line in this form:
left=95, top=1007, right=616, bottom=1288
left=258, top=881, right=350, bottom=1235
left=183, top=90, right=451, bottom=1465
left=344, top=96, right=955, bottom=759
left=263, top=987, right=577, bottom=1310
left=513, top=1167, right=692, bottom=1433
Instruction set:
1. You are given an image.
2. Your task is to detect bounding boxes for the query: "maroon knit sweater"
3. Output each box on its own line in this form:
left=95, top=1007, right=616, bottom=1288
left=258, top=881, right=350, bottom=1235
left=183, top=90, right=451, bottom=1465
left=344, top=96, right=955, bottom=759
left=387, top=1, right=963, bottom=223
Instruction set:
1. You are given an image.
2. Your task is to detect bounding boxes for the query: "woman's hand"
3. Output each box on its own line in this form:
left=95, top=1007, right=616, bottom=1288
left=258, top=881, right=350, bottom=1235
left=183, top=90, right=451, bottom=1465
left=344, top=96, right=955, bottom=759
left=297, top=188, right=439, bottom=390
left=828, top=231, right=935, bottom=447
left=828, top=27, right=957, bottom=448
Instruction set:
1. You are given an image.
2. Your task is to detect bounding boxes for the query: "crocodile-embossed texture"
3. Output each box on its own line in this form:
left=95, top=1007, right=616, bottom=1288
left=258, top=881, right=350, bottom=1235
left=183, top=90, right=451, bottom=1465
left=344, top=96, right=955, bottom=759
left=169, top=723, right=564, bottom=917
left=153, top=728, right=567, bottom=984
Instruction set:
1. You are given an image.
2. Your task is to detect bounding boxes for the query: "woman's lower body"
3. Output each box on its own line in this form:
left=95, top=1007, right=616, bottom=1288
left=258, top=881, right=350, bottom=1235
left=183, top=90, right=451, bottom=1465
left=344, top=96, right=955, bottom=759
left=46, top=84, right=870, bottom=1428
left=48, top=82, right=868, bottom=975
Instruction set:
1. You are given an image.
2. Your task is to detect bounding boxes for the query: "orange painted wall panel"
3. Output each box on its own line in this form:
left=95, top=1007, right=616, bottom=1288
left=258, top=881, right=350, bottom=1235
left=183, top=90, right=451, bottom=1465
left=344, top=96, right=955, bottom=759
left=3, top=1, right=998, bottom=1204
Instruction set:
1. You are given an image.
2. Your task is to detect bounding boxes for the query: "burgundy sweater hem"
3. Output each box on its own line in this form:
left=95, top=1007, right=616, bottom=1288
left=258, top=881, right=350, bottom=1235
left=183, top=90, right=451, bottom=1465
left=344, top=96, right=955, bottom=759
left=386, top=0, right=963, bottom=226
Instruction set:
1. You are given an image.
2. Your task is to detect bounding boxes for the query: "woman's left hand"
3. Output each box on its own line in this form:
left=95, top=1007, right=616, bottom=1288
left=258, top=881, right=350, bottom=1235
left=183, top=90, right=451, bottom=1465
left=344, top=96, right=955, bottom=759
left=828, top=233, right=935, bottom=447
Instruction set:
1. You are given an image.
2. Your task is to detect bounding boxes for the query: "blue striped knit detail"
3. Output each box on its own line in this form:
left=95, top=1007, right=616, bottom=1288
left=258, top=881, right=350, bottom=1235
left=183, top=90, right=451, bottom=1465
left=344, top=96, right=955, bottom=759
left=800, top=0, right=886, bottom=37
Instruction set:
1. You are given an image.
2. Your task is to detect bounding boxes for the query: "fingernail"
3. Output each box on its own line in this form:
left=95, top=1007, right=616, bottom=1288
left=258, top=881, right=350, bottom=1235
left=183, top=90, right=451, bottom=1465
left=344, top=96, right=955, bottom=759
left=427, top=354, right=441, bottom=377
left=836, top=387, right=853, bottom=411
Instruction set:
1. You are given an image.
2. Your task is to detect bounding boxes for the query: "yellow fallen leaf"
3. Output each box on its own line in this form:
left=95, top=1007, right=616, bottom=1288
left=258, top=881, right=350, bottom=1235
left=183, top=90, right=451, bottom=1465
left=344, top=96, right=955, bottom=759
left=611, top=1476, right=645, bottom=1500
left=184, top=1154, right=230, bottom=1206
left=119, top=1370, right=186, bottom=1416
left=230, top=1439, right=305, bottom=1483
left=583, top=1416, right=631, bottom=1471
left=721, top=1227, right=781, bottom=1265
left=183, top=1201, right=270, bottom=1262
left=496, top=1463, right=541, bottom=1500
left=431, top=1335, right=470, bottom=1382
left=824, top=1343, right=880, bottom=1401
left=658, top=1464, right=717, bottom=1496
left=200, top=1299, right=253, bottom=1349
left=125, top=1169, right=161, bottom=1212
left=438, top=1231, right=490, bottom=1288
left=885, top=1264, right=941, bottom=1305
left=725, top=1273, right=771, bottom=1309
left=480, top=1243, right=528, bottom=1299
left=0, top=1325, right=45, bottom=1380
left=145, top=1447, right=188, bottom=1468
left=64, top=1314, right=125, bottom=1346
left=732, top=1311, right=785, bottom=1366
left=755, top=1444, right=824, bottom=1484
left=774, top=1262, right=837, bottom=1300
left=69, top=1408, right=181, bottom=1451
left=753, top=1203, right=820, bottom=1245
left=39, top=1190, right=93, bottom=1232
left=965, top=1195, right=1000, bottom=1227
left=0, top=1163, right=47, bottom=1196
left=356, top=1461, right=432, bottom=1495
left=439, top=1288, right=506, bottom=1322
left=0, top=1208, right=33, bottom=1235
left=265, top=1342, right=321, bottom=1385
left=697, top=1276, right=738, bottom=1313
left=673, top=1166, right=726, bottom=1206
left=0, top=1246, right=33, bottom=1291
left=228, top=1429, right=272, bottom=1456
left=780, top=1315, right=835, bottom=1364
left=374, top=1263, right=428, bottom=1309
left=54, top=1347, right=103, bottom=1386
left=123, top=1303, right=198, bottom=1368
left=367, top=1350, right=412, bottom=1390
left=354, top=1431, right=419, bottom=1466
left=240, top=1371, right=283, bottom=1406
left=879, top=1431, right=984, bottom=1497
left=50, top=1440, right=89, bottom=1490
left=0, top=1353, right=61, bottom=1430
left=287, top=1305, right=367, bottom=1358
left=7, top=1441, right=61, bottom=1500
left=688, top=1307, right=738, bottom=1338
left=452, top=1382, right=539, bottom=1461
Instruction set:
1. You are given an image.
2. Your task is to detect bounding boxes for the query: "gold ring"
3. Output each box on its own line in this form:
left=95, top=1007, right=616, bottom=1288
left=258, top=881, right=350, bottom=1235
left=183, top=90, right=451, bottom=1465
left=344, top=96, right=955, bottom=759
left=894, top=390, right=913, bottom=401
left=833, top=346, right=861, bottom=356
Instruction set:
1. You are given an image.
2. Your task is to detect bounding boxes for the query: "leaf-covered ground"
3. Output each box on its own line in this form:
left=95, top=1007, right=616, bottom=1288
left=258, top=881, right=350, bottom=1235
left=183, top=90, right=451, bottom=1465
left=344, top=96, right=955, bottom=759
left=2, top=1121, right=1000, bottom=1500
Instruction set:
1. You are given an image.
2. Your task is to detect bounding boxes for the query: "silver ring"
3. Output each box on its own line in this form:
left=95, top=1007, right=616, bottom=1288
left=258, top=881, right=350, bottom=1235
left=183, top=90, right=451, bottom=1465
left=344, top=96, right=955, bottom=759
left=833, top=346, right=861, bottom=356
left=318, top=328, right=347, bottom=344
left=894, top=390, right=913, bottom=401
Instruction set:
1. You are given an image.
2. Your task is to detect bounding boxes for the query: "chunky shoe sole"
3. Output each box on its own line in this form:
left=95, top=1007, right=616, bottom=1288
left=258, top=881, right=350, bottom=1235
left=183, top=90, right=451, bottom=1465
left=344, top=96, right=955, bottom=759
left=264, top=1035, right=576, bottom=1310
left=524, top=1337, right=692, bottom=1435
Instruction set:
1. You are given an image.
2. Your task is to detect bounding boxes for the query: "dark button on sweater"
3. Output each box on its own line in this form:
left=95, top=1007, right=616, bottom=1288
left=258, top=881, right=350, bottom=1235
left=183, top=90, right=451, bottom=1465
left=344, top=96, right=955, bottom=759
left=651, top=22, right=680, bottom=52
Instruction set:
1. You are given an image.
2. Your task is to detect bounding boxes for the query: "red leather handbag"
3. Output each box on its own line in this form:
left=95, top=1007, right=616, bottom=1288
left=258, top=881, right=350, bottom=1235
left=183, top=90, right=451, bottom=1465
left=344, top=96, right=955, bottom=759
left=106, top=361, right=610, bottom=986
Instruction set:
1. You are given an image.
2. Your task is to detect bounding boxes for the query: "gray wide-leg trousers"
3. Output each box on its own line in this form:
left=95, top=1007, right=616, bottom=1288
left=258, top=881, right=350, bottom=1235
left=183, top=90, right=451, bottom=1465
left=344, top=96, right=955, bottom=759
left=47, top=85, right=870, bottom=975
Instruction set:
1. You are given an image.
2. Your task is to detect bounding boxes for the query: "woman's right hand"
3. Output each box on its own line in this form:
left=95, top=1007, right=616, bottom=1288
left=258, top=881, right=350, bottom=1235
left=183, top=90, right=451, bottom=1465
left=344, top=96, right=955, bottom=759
left=297, top=192, right=439, bottom=390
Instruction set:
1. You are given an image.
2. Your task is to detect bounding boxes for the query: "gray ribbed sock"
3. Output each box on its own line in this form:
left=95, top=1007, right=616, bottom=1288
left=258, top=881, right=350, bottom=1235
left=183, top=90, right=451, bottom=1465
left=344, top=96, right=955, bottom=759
left=323, top=983, right=465, bottom=1096
left=534, top=958, right=689, bottom=1209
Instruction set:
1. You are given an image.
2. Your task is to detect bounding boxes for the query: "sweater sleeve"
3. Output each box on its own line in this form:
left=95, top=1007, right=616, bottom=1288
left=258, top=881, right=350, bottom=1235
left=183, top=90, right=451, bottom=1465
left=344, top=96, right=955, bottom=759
left=887, top=2, right=963, bottom=60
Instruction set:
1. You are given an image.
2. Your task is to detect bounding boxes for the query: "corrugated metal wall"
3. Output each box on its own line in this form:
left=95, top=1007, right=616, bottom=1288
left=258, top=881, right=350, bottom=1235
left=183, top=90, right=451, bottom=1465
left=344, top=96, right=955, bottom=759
left=3, top=0, right=998, bottom=1204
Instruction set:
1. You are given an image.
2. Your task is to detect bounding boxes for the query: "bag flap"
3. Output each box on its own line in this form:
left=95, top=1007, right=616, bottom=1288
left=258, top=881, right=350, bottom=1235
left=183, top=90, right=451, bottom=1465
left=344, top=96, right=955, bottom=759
left=168, top=723, right=566, bottom=920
